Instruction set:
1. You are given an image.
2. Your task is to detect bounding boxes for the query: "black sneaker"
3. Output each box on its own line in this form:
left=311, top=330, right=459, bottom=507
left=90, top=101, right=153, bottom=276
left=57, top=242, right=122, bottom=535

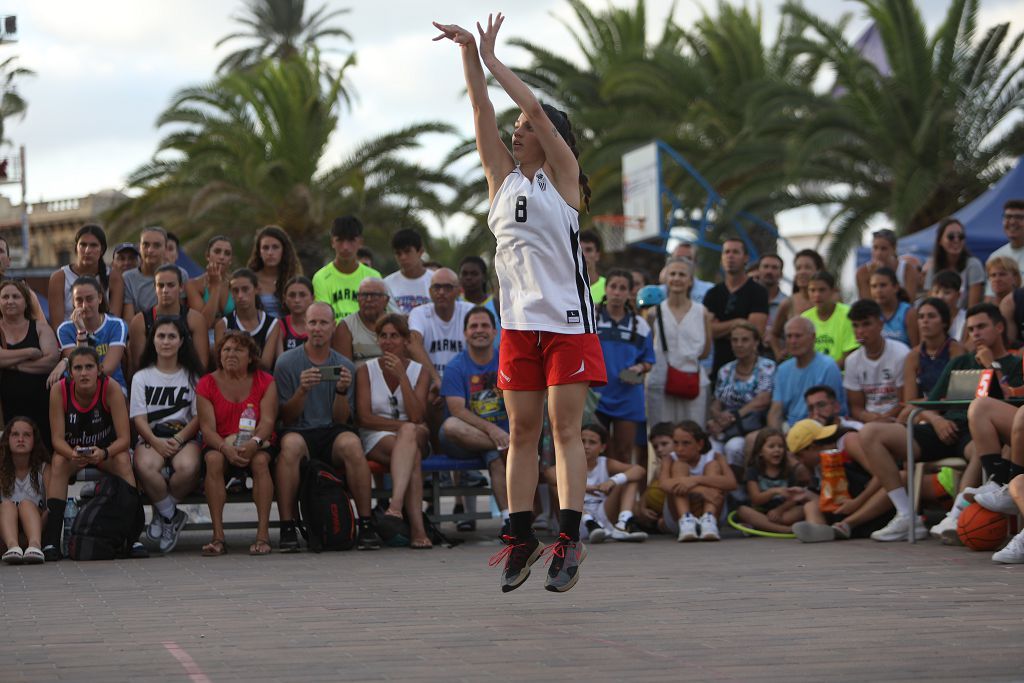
left=357, top=521, right=383, bottom=551
left=129, top=541, right=150, bottom=559
left=279, top=524, right=301, bottom=553
left=585, top=519, right=608, bottom=544
left=542, top=533, right=587, bottom=593
left=457, top=518, right=477, bottom=532
left=498, top=518, right=511, bottom=542
left=42, top=544, right=61, bottom=562
left=489, top=535, right=541, bottom=593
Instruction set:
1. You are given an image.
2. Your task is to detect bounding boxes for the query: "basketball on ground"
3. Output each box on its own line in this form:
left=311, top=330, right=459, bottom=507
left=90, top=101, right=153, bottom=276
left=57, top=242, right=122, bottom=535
left=956, top=503, right=1009, bottom=551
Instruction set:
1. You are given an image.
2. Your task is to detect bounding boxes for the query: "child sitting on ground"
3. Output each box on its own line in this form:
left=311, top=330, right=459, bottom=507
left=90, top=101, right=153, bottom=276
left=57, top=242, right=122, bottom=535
left=735, top=428, right=808, bottom=534
left=661, top=420, right=737, bottom=542
left=545, top=423, right=647, bottom=542
left=1, top=417, right=48, bottom=565
left=633, top=422, right=675, bottom=533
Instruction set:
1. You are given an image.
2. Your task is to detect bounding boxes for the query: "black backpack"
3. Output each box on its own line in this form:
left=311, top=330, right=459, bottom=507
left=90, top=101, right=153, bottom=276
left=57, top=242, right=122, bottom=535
left=67, top=474, right=145, bottom=561
left=298, top=459, right=356, bottom=552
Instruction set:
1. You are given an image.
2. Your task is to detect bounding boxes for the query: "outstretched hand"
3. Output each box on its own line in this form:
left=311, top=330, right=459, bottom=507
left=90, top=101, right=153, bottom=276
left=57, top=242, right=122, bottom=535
left=432, top=21, right=475, bottom=47
left=476, top=13, right=504, bottom=58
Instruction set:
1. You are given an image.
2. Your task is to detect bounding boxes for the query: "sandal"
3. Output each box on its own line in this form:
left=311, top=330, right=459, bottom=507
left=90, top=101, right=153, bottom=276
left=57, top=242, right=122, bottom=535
left=249, top=538, right=272, bottom=556
left=2, top=546, right=23, bottom=565
left=201, top=538, right=227, bottom=556
left=410, top=538, right=433, bottom=550
left=22, top=547, right=45, bottom=564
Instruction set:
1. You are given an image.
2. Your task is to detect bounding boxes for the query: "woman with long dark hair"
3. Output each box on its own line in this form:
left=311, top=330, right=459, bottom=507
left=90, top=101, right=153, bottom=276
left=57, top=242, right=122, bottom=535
left=922, top=218, right=984, bottom=309
left=46, top=224, right=124, bottom=330
left=247, top=225, right=301, bottom=319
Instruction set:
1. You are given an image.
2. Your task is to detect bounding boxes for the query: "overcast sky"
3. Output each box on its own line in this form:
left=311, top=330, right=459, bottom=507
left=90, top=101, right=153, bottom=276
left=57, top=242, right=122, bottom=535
left=2, top=0, right=1022, bottom=240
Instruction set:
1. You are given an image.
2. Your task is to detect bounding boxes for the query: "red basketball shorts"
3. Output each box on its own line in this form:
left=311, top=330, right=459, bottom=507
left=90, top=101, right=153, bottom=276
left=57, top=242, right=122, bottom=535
left=498, top=330, right=607, bottom=391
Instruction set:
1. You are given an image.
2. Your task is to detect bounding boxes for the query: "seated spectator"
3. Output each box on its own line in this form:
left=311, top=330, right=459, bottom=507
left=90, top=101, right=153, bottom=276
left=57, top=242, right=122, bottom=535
left=439, top=306, right=511, bottom=534
left=185, top=235, right=235, bottom=330
left=661, top=421, right=737, bottom=542
left=770, top=248, right=824, bottom=359
left=869, top=267, right=918, bottom=348
left=900, top=297, right=963, bottom=407
left=856, top=228, right=921, bottom=302
left=130, top=317, right=203, bottom=554
left=802, top=271, right=858, bottom=367
left=122, top=226, right=189, bottom=323
left=47, top=224, right=125, bottom=330
left=247, top=225, right=300, bottom=319
left=646, top=257, right=711, bottom=425
left=0, top=279, right=60, bottom=450
left=313, top=216, right=383, bottom=321
left=458, top=255, right=500, bottom=344
left=768, top=317, right=846, bottom=429
left=634, top=422, right=675, bottom=533
left=805, top=385, right=861, bottom=430
left=735, top=428, right=806, bottom=534
left=112, top=241, right=140, bottom=276
left=384, top=228, right=432, bottom=314
left=274, top=302, right=381, bottom=552
left=849, top=303, right=1022, bottom=542
left=334, top=277, right=388, bottom=368
left=52, top=277, right=129, bottom=394
left=128, top=264, right=209, bottom=372
left=984, top=199, right=1024, bottom=298
left=930, top=270, right=966, bottom=341
left=196, top=331, right=278, bottom=556
left=991, top=474, right=1024, bottom=563
left=594, top=269, right=655, bottom=462
left=213, top=268, right=280, bottom=371
left=707, top=321, right=775, bottom=469
left=843, top=299, right=909, bottom=424
left=277, top=276, right=314, bottom=354
left=984, top=255, right=1020, bottom=304
left=42, top=346, right=137, bottom=561
left=705, top=237, right=769, bottom=381
left=408, top=267, right=475, bottom=389
left=0, top=417, right=48, bottom=565
left=545, top=423, right=647, bottom=543
left=922, top=218, right=984, bottom=310
left=355, top=314, right=433, bottom=549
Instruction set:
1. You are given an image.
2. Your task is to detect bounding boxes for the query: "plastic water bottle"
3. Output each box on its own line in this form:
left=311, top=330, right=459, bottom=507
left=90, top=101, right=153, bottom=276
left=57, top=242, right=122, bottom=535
left=234, top=403, right=257, bottom=447
left=62, top=497, right=79, bottom=556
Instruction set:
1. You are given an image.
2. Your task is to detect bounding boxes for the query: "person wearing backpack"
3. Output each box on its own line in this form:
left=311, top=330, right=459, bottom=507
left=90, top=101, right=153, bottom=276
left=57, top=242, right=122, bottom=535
left=274, top=302, right=382, bottom=552
left=41, top=346, right=138, bottom=561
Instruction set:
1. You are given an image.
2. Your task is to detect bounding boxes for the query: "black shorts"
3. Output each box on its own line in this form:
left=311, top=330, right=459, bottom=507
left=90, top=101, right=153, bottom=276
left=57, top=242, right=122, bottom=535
left=912, top=421, right=971, bottom=462
left=283, top=425, right=357, bottom=463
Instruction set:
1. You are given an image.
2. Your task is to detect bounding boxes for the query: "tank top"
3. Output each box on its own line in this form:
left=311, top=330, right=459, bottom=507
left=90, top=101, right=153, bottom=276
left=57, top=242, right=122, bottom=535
left=917, top=337, right=953, bottom=396
left=202, top=285, right=235, bottom=316
left=366, top=357, right=422, bottom=421
left=341, top=311, right=381, bottom=368
left=142, top=303, right=192, bottom=343
left=583, top=455, right=611, bottom=508
left=487, top=168, right=596, bottom=334
left=280, top=315, right=308, bottom=351
left=61, top=376, right=116, bottom=449
left=881, top=301, right=911, bottom=346
left=0, top=320, right=51, bottom=446
left=669, top=449, right=716, bottom=476
left=223, top=310, right=278, bottom=352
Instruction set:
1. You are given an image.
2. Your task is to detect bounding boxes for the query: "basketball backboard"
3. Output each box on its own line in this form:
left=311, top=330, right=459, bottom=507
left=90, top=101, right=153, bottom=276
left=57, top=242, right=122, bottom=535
left=621, top=142, right=662, bottom=243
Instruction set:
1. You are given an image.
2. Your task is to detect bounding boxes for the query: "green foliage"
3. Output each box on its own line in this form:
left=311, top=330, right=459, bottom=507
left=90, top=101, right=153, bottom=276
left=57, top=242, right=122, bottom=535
left=0, top=55, right=34, bottom=145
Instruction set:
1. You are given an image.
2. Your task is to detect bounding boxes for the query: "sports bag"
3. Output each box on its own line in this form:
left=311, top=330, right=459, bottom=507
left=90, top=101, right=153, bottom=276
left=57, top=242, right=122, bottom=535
left=298, top=459, right=357, bottom=552
left=67, top=474, right=145, bottom=561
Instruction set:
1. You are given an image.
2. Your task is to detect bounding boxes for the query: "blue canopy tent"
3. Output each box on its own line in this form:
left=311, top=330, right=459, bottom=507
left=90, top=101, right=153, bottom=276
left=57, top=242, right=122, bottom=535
left=856, top=157, right=1024, bottom=266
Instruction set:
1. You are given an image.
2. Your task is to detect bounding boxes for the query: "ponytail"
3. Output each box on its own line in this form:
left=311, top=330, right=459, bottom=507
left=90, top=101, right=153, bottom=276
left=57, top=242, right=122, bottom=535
left=542, top=103, right=591, bottom=213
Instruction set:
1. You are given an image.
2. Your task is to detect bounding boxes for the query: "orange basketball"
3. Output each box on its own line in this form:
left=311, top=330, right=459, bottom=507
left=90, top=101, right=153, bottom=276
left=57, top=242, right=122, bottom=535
left=956, top=503, right=1009, bottom=551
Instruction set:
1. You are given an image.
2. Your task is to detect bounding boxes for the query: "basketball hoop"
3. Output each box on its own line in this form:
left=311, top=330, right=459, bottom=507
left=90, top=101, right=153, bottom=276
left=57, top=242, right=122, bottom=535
left=591, top=215, right=644, bottom=253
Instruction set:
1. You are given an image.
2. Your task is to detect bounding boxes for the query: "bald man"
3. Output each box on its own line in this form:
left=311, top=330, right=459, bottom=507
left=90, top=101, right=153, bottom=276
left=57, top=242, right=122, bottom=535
left=408, top=268, right=477, bottom=388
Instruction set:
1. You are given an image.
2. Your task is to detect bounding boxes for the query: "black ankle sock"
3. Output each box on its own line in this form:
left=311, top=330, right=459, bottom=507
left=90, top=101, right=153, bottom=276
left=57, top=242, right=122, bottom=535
left=509, top=511, right=534, bottom=540
left=558, top=509, right=582, bottom=541
left=42, top=498, right=67, bottom=547
left=980, top=454, right=1010, bottom=484
left=281, top=520, right=296, bottom=531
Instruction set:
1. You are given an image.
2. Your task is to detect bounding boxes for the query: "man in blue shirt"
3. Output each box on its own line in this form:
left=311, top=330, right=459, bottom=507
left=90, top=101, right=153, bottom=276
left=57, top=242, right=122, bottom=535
left=768, top=316, right=846, bottom=428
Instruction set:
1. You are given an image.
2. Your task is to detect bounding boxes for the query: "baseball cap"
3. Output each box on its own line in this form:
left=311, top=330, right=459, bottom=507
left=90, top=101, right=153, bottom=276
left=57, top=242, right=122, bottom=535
left=113, top=242, right=140, bottom=256
left=786, top=419, right=838, bottom=453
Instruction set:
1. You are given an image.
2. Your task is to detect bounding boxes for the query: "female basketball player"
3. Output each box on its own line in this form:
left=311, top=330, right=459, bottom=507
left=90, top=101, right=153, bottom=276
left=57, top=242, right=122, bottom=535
left=434, top=13, right=606, bottom=593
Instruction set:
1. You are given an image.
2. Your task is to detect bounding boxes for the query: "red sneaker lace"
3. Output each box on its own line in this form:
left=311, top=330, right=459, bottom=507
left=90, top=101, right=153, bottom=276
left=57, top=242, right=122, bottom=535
left=488, top=535, right=525, bottom=567
left=541, top=533, right=575, bottom=566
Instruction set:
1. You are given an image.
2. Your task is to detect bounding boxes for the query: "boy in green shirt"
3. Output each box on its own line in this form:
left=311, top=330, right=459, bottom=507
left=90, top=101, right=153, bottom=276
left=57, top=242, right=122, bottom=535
left=313, top=216, right=383, bottom=321
left=802, top=271, right=859, bottom=368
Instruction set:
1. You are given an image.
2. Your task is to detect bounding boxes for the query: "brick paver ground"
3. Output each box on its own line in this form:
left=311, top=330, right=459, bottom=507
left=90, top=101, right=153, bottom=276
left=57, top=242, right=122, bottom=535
left=1, top=519, right=1022, bottom=682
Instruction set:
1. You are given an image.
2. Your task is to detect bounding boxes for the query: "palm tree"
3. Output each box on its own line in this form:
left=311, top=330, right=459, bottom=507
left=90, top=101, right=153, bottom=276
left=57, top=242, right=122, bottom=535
left=0, top=55, right=34, bottom=145
left=216, top=0, right=352, bottom=73
left=106, top=53, right=457, bottom=273
left=784, top=0, right=1024, bottom=268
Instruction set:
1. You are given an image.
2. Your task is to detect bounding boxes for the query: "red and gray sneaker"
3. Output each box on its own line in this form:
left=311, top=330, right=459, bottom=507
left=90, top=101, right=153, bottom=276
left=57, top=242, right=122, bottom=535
left=489, top=534, right=541, bottom=593
left=542, top=533, right=587, bottom=593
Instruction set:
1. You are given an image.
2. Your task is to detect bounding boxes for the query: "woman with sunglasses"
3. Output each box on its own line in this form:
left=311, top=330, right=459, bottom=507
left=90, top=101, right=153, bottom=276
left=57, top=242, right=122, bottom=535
left=922, top=218, right=984, bottom=309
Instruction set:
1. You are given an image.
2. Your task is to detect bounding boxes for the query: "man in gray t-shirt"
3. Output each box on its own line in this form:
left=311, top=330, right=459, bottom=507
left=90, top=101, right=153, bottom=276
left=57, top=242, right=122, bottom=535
left=273, top=301, right=381, bottom=551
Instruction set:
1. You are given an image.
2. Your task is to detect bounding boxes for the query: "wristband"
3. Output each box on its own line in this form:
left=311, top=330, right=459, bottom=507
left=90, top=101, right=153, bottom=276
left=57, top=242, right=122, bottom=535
left=102, top=448, right=110, bottom=461
left=611, top=473, right=628, bottom=486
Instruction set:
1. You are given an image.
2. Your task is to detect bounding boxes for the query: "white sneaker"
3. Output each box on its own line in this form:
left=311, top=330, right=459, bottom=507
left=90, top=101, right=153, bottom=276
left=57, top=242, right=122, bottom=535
left=871, top=513, right=928, bottom=542
left=964, top=479, right=1001, bottom=503
left=992, top=530, right=1024, bottom=564
left=975, top=484, right=1020, bottom=515
left=677, top=514, right=699, bottom=542
left=698, top=512, right=720, bottom=541
left=184, top=503, right=211, bottom=524
left=929, top=511, right=962, bottom=546
left=610, top=518, right=648, bottom=542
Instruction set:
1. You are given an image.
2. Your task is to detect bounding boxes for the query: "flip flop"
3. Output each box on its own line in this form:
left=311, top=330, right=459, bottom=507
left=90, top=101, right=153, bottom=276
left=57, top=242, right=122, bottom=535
left=410, top=539, right=433, bottom=550
left=201, top=538, right=227, bottom=556
left=249, top=539, right=272, bottom=556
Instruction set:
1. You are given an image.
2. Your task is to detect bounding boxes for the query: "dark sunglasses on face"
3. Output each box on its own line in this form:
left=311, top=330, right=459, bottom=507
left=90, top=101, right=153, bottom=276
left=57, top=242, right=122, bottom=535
left=944, top=232, right=965, bottom=241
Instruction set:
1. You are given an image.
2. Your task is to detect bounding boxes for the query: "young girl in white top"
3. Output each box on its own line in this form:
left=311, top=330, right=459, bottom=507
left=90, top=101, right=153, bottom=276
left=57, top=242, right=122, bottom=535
left=661, top=421, right=737, bottom=542
left=0, top=417, right=48, bottom=564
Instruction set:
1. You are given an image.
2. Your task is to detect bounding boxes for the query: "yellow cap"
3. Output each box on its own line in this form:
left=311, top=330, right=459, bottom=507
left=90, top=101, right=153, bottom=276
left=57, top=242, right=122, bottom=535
left=786, top=419, right=839, bottom=453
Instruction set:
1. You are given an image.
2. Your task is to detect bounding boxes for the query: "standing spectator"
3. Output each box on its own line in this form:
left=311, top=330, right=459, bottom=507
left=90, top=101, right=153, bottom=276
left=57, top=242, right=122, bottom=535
left=594, top=269, right=655, bottom=462
left=0, top=417, right=48, bottom=565
left=277, top=276, right=314, bottom=354
left=770, top=248, right=825, bottom=359
left=130, top=318, right=203, bottom=554
left=900, top=297, right=963, bottom=405
left=47, top=224, right=125, bottom=329
left=458, top=255, right=500, bottom=342
left=165, top=232, right=181, bottom=266
left=111, top=242, right=141, bottom=276
left=0, top=279, right=60, bottom=449
left=355, top=314, right=433, bottom=549
left=334, top=278, right=389, bottom=368
left=52, top=277, right=129, bottom=393
left=247, top=225, right=301, bottom=319
left=757, top=253, right=787, bottom=335
left=669, top=239, right=713, bottom=303
left=185, top=235, right=235, bottom=330
left=922, top=218, right=984, bottom=309
left=581, top=230, right=605, bottom=305
left=408, top=268, right=475, bottom=388
left=213, top=268, right=280, bottom=371
left=313, top=216, right=383, bottom=321
left=356, top=247, right=376, bottom=269
left=660, top=421, right=737, bottom=542
left=122, top=227, right=189, bottom=322
left=384, top=228, right=432, bottom=314
left=843, top=300, right=909, bottom=424
left=127, top=264, right=209, bottom=372
left=984, top=199, right=1024, bottom=297
left=869, top=267, right=918, bottom=347
left=984, top=255, right=1020, bottom=304
left=768, top=316, right=846, bottom=428
left=704, top=237, right=769, bottom=381
left=802, top=271, right=859, bottom=367
left=273, top=302, right=381, bottom=552
left=855, top=228, right=921, bottom=301
left=196, top=332, right=278, bottom=556
left=646, top=258, right=711, bottom=425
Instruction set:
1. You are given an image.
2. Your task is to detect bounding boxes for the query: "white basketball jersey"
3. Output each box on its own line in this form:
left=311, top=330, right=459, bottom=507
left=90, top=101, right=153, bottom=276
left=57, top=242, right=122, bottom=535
left=488, top=168, right=596, bottom=334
